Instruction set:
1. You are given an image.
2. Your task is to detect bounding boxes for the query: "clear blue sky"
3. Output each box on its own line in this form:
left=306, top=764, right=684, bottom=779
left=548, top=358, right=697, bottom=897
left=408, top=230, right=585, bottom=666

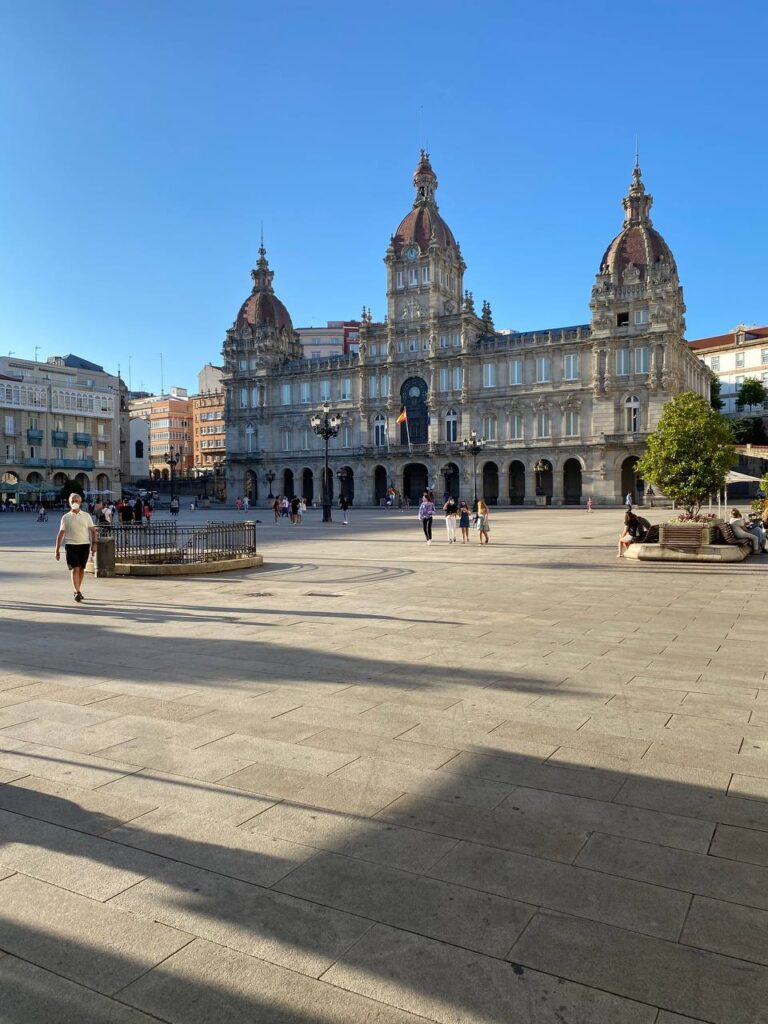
left=2, top=1, right=766, bottom=395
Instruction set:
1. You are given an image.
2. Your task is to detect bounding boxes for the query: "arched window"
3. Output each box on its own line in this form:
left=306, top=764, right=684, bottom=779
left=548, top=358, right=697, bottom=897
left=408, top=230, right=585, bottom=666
left=625, top=395, right=641, bottom=433
left=445, top=408, right=458, bottom=443
left=374, top=413, right=387, bottom=447
left=134, top=440, right=144, bottom=459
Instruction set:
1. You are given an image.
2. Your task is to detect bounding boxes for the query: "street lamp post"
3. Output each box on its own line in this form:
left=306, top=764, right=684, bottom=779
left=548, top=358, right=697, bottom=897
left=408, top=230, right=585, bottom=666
left=265, top=470, right=275, bottom=499
left=462, top=430, right=485, bottom=510
left=163, top=445, right=183, bottom=503
left=310, top=403, right=341, bottom=523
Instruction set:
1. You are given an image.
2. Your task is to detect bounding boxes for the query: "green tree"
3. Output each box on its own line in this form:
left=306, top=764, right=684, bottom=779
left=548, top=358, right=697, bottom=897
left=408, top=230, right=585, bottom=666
left=709, top=372, right=724, bottom=410
left=730, top=416, right=768, bottom=445
left=736, top=376, right=767, bottom=411
left=637, top=392, right=734, bottom=517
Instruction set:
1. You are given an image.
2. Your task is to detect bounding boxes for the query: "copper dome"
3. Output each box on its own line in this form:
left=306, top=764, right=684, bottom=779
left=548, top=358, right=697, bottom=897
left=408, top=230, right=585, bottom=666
left=599, top=165, right=676, bottom=284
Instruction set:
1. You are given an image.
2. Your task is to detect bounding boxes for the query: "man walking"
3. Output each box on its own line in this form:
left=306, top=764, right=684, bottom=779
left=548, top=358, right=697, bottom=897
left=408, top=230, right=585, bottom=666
left=340, top=493, right=350, bottom=525
left=55, top=493, right=97, bottom=603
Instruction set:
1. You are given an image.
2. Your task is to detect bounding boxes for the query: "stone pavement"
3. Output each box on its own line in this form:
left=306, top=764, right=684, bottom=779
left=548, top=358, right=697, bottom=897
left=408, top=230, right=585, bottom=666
left=0, top=505, right=766, bottom=1023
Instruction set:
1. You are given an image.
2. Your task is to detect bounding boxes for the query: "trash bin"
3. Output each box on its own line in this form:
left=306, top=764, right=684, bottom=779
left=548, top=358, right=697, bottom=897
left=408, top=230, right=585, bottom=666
left=96, top=533, right=116, bottom=578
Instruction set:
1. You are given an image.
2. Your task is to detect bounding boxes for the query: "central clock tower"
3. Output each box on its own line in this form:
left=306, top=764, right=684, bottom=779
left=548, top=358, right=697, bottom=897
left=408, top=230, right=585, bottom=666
left=384, top=151, right=465, bottom=325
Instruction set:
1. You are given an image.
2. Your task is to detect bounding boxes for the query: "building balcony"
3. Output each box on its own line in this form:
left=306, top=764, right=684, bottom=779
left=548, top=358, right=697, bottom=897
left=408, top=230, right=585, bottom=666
left=51, top=431, right=68, bottom=445
left=24, top=457, right=48, bottom=467
left=26, top=429, right=43, bottom=444
left=73, top=432, right=92, bottom=446
left=603, top=432, right=646, bottom=445
left=52, top=457, right=95, bottom=470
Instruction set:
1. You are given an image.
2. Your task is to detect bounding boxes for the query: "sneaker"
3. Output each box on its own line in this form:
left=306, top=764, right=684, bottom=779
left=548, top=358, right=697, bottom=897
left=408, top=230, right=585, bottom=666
left=427, top=540, right=431, bottom=545
left=74, top=592, right=83, bottom=602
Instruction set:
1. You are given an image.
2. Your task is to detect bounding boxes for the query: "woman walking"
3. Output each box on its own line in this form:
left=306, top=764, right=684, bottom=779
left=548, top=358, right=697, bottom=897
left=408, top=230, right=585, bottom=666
left=476, top=499, right=491, bottom=544
left=443, top=495, right=458, bottom=542
left=418, top=492, right=435, bottom=545
left=458, top=501, right=471, bottom=543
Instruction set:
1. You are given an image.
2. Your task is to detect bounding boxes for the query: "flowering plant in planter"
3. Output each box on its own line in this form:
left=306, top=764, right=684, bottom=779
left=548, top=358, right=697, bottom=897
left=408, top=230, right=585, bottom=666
left=668, top=513, right=722, bottom=524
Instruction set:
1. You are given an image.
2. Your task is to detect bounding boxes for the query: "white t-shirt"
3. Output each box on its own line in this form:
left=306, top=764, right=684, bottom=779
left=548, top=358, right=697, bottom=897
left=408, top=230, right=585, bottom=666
left=59, top=509, right=95, bottom=545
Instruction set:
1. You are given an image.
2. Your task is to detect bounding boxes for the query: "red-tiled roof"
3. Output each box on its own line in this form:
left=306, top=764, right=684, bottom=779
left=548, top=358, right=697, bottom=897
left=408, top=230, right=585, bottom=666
left=689, top=327, right=768, bottom=351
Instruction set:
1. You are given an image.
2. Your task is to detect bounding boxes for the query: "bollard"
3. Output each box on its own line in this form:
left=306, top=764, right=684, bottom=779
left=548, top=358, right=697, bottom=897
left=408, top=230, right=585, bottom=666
left=95, top=533, right=116, bottom=578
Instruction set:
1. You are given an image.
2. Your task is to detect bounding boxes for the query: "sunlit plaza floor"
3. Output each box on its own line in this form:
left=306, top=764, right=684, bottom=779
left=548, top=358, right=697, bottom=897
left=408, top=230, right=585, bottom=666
left=0, top=505, right=766, bottom=1023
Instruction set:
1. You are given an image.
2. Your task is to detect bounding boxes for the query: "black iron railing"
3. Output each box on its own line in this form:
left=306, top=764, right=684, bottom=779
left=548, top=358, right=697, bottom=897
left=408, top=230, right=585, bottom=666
left=103, top=521, right=257, bottom=565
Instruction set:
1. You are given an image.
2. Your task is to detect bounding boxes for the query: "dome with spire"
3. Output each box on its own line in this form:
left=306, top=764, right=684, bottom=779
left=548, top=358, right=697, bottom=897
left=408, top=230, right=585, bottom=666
left=599, top=163, right=676, bottom=284
left=391, top=151, right=457, bottom=256
left=234, top=245, right=294, bottom=335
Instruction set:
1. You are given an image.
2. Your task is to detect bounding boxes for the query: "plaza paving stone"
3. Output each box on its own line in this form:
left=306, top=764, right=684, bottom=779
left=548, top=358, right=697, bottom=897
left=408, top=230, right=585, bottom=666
left=0, top=505, right=766, bottom=1022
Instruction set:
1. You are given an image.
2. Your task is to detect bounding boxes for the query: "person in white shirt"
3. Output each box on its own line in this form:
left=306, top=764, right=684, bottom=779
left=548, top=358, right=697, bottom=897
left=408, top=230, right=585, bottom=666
left=55, top=493, right=97, bottom=602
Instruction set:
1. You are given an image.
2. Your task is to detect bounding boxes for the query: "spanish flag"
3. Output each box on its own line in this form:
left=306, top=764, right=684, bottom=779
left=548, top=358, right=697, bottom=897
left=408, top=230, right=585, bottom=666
left=396, top=405, right=407, bottom=425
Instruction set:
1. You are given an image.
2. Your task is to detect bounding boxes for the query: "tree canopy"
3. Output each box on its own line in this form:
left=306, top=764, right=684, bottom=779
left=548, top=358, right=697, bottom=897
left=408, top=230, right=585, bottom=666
left=637, top=392, right=734, bottom=517
left=736, top=376, right=767, bottom=410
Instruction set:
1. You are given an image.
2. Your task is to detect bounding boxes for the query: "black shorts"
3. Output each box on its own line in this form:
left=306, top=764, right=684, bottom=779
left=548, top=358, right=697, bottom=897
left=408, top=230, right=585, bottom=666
left=65, top=544, right=91, bottom=569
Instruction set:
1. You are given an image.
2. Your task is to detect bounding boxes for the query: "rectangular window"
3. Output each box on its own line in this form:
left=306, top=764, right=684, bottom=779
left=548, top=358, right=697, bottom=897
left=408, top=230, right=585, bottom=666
left=280, top=384, right=291, bottom=405
left=374, top=419, right=386, bottom=446
left=408, top=268, right=418, bottom=286
left=616, top=311, right=629, bottom=326
left=240, top=388, right=248, bottom=409
left=626, top=405, right=640, bottom=432
left=300, top=382, right=310, bottom=404
left=4, top=415, right=15, bottom=434
left=341, top=425, right=352, bottom=448
left=396, top=271, right=404, bottom=289
left=616, top=349, right=631, bottom=375
left=368, top=376, right=377, bottom=399
left=249, top=358, right=257, bottom=369
left=453, top=334, right=461, bottom=348
left=482, top=416, right=496, bottom=441
left=409, top=339, right=418, bottom=352
left=300, top=429, right=309, bottom=450
left=564, top=410, right=580, bottom=436
left=397, top=340, right=405, bottom=353
left=510, top=359, right=523, bottom=385
left=510, top=413, right=523, bottom=440
left=635, top=346, right=650, bottom=373
left=711, top=356, right=720, bottom=371
left=446, top=416, right=457, bottom=443
left=535, top=356, right=551, bottom=383
left=482, top=363, right=496, bottom=388
left=97, top=450, right=105, bottom=465
left=380, top=374, right=389, bottom=397
left=6, top=443, right=16, bottom=460
left=762, top=349, right=768, bottom=365
left=422, top=266, right=430, bottom=284
left=282, top=430, right=291, bottom=451
left=563, top=353, right=579, bottom=380
left=537, top=411, right=551, bottom=437
left=341, top=378, right=351, bottom=400
left=439, top=335, right=448, bottom=349
left=453, top=366, right=464, bottom=390
left=735, top=352, right=745, bottom=368
left=439, top=367, right=450, bottom=392
left=320, top=380, right=330, bottom=401
left=634, top=308, right=649, bottom=325
left=238, top=359, right=247, bottom=371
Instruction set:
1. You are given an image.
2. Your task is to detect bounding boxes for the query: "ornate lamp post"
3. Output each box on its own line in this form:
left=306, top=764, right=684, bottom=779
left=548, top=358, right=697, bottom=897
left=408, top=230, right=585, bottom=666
left=534, top=458, right=549, bottom=500
left=462, top=430, right=485, bottom=510
left=310, top=403, right=341, bottom=523
left=265, top=470, right=275, bottom=499
left=163, top=444, right=183, bottom=502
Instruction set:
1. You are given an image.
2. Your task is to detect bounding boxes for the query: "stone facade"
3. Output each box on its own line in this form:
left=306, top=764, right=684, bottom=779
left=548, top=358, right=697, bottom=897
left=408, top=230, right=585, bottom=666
left=0, top=353, right=128, bottom=499
left=222, top=155, right=710, bottom=506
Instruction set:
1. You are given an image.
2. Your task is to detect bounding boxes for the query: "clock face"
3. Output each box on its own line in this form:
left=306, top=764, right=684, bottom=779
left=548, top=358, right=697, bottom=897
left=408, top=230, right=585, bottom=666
left=405, top=245, right=419, bottom=262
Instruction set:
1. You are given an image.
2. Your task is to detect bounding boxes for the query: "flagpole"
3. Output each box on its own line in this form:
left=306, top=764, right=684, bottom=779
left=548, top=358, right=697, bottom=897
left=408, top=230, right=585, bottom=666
left=405, top=413, right=412, bottom=454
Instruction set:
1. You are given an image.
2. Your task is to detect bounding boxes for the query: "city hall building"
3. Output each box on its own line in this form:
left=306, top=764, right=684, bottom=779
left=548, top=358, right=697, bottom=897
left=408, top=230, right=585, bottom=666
left=222, top=153, right=709, bottom=506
